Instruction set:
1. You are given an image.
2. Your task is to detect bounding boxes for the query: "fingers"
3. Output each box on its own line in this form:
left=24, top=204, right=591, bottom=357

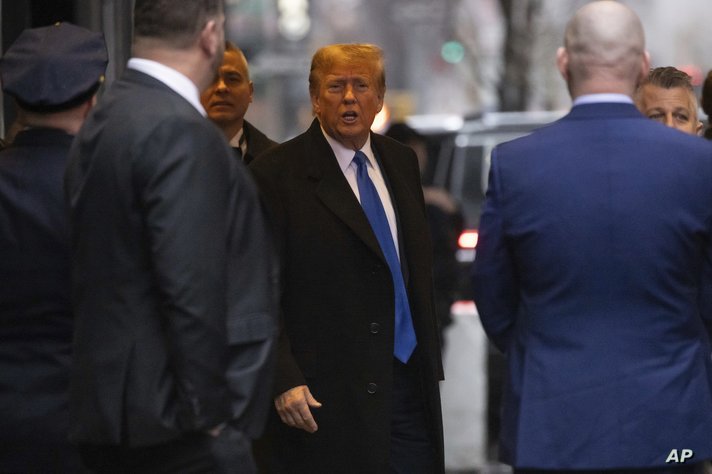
left=205, top=422, right=226, bottom=438
left=274, top=385, right=321, bottom=433
left=305, top=390, right=323, bottom=408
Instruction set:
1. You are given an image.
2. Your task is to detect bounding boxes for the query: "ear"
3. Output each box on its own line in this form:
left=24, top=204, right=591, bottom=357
left=249, top=81, right=254, bottom=104
left=310, top=93, right=320, bottom=116
left=556, top=47, right=569, bottom=82
left=375, top=87, right=385, bottom=114
left=199, top=19, right=220, bottom=58
left=82, top=95, right=98, bottom=119
left=637, top=50, right=651, bottom=85
left=696, top=120, right=704, bottom=136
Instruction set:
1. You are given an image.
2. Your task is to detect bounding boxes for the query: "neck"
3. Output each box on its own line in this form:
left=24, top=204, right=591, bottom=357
left=569, top=80, right=636, bottom=101
left=21, top=103, right=92, bottom=135
left=133, top=41, right=212, bottom=92
left=220, top=120, right=244, bottom=141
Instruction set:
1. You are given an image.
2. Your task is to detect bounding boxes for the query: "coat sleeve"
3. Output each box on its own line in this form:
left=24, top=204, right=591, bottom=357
left=471, top=147, right=519, bottom=353
left=699, top=210, right=712, bottom=342
left=135, top=119, right=232, bottom=431
left=248, top=155, right=308, bottom=397
left=222, top=159, right=279, bottom=438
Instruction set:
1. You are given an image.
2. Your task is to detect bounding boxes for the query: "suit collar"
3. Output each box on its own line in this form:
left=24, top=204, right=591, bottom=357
left=572, top=93, right=633, bottom=106
left=12, top=127, right=74, bottom=148
left=304, top=119, right=386, bottom=263
left=126, top=58, right=206, bottom=116
left=566, top=102, right=644, bottom=121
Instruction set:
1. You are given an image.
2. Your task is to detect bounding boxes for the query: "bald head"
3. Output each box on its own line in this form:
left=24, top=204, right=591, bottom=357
left=557, top=1, right=649, bottom=99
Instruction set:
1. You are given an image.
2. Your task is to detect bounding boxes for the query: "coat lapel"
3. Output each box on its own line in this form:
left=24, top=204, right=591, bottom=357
left=304, top=120, right=386, bottom=263
left=371, top=134, right=423, bottom=286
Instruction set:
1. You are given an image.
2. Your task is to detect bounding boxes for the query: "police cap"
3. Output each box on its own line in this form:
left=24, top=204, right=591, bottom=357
left=0, top=22, right=108, bottom=112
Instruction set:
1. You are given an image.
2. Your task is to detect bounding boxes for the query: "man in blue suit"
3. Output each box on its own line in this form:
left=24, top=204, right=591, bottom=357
left=472, top=1, right=712, bottom=473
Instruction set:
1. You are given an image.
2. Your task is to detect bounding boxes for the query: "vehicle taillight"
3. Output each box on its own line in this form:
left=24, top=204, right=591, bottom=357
left=458, top=229, right=479, bottom=249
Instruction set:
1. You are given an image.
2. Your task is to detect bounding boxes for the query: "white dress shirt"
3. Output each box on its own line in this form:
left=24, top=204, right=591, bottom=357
left=321, top=127, right=400, bottom=258
left=229, top=128, right=246, bottom=156
left=127, top=58, right=207, bottom=117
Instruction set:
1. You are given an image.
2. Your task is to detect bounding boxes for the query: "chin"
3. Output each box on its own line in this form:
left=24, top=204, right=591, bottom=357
left=210, top=113, right=235, bottom=123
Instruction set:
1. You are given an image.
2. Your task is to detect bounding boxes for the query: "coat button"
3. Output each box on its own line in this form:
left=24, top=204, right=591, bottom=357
left=367, top=383, right=378, bottom=394
left=369, top=322, right=380, bottom=334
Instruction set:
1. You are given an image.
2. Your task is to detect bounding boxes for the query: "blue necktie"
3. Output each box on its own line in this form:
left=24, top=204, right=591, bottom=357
left=353, top=151, right=417, bottom=363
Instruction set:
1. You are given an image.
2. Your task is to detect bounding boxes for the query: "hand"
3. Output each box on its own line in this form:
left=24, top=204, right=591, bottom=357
left=274, top=385, right=322, bottom=433
left=206, top=422, right=226, bottom=437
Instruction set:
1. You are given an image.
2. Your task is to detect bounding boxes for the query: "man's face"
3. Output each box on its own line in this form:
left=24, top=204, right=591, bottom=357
left=201, top=49, right=253, bottom=129
left=637, top=84, right=702, bottom=135
left=311, top=54, right=384, bottom=151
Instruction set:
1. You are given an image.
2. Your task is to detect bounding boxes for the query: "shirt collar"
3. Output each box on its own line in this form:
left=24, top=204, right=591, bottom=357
left=320, top=126, right=376, bottom=172
left=127, top=58, right=207, bottom=116
left=229, top=127, right=245, bottom=149
left=573, top=93, right=633, bottom=107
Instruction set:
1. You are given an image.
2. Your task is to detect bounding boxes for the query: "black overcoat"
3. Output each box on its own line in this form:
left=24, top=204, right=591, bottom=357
left=250, top=119, right=445, bottom=473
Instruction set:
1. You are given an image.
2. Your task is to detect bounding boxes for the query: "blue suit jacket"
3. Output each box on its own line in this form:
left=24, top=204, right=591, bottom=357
left=472, top=102, right=712, bottom=469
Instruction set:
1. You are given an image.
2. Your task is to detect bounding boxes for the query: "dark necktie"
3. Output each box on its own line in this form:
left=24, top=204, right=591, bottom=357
left=353, top=150, right=417, bottom=363
left=233, top=132, right=247, bottom=162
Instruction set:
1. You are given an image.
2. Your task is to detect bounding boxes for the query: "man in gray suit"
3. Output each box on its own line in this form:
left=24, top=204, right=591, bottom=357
left=65, top=1, right=276, bottom=472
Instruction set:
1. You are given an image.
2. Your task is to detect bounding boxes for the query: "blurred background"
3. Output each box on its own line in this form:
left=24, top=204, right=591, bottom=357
left=3, top=1, right=712, bottom=472
left=2, top=0, right=712, bottom=140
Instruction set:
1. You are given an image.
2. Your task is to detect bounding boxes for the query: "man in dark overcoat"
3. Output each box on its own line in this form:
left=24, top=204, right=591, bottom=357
left=250, top=43, right=445, bottom=474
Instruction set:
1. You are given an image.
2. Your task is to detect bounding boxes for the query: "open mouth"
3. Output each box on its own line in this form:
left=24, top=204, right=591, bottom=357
left=342, top=111, right=358, bottom=123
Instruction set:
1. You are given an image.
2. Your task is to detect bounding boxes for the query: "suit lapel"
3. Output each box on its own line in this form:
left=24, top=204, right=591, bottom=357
left=372, top=135, right=421, bottom=285
left=304, top=121, right=386, bottom=263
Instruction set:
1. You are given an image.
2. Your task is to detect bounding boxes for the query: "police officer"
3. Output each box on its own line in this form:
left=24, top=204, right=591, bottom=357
left=0, top=22, right=107, bottom=473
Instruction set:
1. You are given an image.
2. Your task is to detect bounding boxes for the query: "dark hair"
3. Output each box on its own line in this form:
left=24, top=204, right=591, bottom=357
left=133, top=0, right=224, bottom=49
left=703, top=70, right=712, bottom=140
left=701, top=70, right=712, bottom=117
left=641, top=66, right=694, bottom=92
left=225, top=40, right=239, bottom=54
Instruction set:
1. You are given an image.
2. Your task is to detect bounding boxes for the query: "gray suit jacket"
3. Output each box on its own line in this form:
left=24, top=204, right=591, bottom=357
left=65, top=69, right=276, bottom=447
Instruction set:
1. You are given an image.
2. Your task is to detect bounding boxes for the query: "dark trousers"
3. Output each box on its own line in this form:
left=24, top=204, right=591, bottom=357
left=389, top=356, right=438, bottom=474
left=80, top=428, right=256, bottom=474
left=514, top=464, right=707, bottom=474
left=80, top=432, right=216, bottom=474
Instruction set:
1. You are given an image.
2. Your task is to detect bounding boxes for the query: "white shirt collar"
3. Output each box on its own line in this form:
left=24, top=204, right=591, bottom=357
left=229, top=127, right=245, bottom=148
left=127, top=58, right=207, bottom=116
left=573, top=93, right=633, bottom=107
left=320, top=125, right=376, bottom=172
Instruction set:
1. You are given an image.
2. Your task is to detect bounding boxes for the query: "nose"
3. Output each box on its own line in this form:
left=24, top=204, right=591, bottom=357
left=664, top=113, right=674, bottom=127
left=215, top=76, right=228, bottom=92
left=344, top=84, right=356, bottom=102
